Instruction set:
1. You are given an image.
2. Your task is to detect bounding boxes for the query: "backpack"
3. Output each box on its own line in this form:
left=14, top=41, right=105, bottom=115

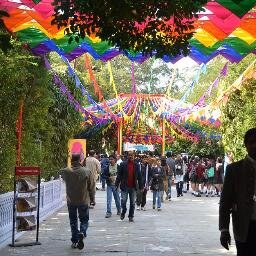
left=207, top=167, right=215, bottom=178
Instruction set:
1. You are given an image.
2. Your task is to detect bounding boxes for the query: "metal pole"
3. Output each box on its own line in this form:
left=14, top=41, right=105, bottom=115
left=161, top=118, right=166, bottom=156
left=36, top=172, right=40, bottom=243
left=117, top=119, right=123, bottom=155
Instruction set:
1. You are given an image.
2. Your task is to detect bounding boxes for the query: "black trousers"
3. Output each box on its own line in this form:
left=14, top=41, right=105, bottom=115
left=176, top=181, right=183, bottom=196
left=236, top=221, right=256, bottom=256
left=136, top=189, right=147, bottom=207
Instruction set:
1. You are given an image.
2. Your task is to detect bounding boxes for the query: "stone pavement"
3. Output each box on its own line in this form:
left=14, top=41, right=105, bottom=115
left=0, top=187, right=236, bottom=256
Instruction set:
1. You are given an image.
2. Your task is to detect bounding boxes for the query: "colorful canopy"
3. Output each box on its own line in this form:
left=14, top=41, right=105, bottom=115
left=1, top=0, right=256, bottom=63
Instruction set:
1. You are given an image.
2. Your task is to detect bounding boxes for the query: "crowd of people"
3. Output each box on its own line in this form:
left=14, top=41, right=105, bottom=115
left=59, top=128, right=256, bottom=255
left=60, top=150, right=227, bottom=249
left=60, top=149, right=227, bottom=249
left=98, top=152, right=226, bottom=213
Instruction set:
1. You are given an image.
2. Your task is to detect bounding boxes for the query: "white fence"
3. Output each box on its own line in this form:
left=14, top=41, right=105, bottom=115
left=0, top=179, right=65, bottom=247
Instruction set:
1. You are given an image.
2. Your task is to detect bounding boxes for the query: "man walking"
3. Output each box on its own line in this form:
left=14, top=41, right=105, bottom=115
left=61, top=154, right=95, bottom=250
left=85, top=150, right=101, bottom=207
left=115, top=151, right=143, bottom=222
left=219, top=128, right=256, bottom=256
left=136, top=157, right=151, bottom=211
left=103, top=155, right=121, bottom=218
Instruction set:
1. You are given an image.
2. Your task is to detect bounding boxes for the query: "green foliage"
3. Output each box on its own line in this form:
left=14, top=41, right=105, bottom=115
left=51, top=0, right=207, bottom=58
left=0, top=10, right=12, bottom=53
left=169, top=137, right=224, bottom=158
left=221, top=79, right=256, bottom=161
left=0, top=38, right=83, bottom=193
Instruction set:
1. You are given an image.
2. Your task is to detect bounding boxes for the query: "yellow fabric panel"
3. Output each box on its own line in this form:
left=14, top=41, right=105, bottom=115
left=193, top=28, right=219, bottom=47
left=232, top=27, right=255, bottom=45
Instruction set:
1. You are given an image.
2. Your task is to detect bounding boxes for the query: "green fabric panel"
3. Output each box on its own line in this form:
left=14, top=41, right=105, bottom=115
left=216, top=0, right=256, bottom=17
left=53, top=36, right=111, bottom=54
left=190, top=39, right=220, bottom=54
left=16, top=28, right=48, bottom=47
left=53, top=36, right=79, bottom=53
left=190, top=37, right=256, bottom=56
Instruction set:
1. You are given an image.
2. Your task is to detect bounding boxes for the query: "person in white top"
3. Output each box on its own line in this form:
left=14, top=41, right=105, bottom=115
left=116, top=154, right=123, bottom=166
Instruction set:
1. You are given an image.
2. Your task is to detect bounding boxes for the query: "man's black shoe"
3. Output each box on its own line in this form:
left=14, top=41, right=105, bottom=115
left=120, top=213, right=125, bottom=220
left=129, top=217, right=134, bottom=222
left=71, top=243, right=77, bottom=249
left=77, top=233, right=84, bottom=250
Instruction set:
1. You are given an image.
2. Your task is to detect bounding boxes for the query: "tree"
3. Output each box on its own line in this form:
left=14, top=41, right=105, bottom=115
left=221, top=79, right=256, bottom=161
left=51, top=0, right=207, bottom=58
left=0, top=37, right=84, bottom=193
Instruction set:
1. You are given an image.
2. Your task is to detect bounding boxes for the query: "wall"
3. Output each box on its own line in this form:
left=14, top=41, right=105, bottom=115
left=0, top=179, right=65, bottom=248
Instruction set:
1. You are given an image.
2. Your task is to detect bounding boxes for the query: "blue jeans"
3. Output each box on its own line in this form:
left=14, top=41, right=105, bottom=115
left=67, top=203, right=89, bottom=243
left=167, top=176, right=172, bottom=198
left=107, top=185, right=121, bottom=213
left=121, top=188, right=136, bottom=218
left=153, top=191, right=161, bottom=208
left=101, top=178, right=106, bottom=189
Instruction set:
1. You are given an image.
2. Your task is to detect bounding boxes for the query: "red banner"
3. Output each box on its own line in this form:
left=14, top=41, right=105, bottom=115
left=15, top=166, right=40, bottom=176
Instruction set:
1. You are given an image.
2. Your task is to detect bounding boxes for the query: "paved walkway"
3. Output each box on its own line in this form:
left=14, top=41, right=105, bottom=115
left=1, top=187, right=236, bottom=256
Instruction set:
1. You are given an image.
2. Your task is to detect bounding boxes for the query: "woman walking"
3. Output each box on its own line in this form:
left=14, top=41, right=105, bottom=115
left=150, top=159, right=164, bottom=211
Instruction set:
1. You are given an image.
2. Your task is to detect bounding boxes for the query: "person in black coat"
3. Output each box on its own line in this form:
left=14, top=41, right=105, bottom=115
left=219, top=128, right=256, bottom=255
left=136, top=157, right=152, bottom=211
left=115, top=151, right=143, bottom=222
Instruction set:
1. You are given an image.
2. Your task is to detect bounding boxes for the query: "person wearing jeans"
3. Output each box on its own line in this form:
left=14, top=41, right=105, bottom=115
left=115, top=151, right=143, bottom=222
left=121, top=188, right=136, bottom=218
left=153, top=190, right=161, bottom=209
left=61, top=154, right=95, bottom=250
left=150, top=159, right=164, bottom=211
left=67, top=203, right=89, bottom=244
left=103, top=155, right=121, bottom=218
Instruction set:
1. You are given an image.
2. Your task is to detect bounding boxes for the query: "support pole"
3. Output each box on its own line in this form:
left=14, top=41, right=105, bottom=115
left=161, top=118, right=166, bottom=156
left=117, top=119, right=123, bottom=155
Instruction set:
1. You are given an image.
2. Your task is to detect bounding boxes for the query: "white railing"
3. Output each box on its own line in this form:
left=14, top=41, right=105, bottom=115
left=0, top=179, right=65, bottom=247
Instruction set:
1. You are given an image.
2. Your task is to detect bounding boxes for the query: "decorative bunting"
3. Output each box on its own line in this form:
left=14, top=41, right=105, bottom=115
left=2, top=1, right=256, bottom=64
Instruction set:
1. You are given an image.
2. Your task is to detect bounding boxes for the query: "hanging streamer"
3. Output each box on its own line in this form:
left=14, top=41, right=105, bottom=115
left=84, top=54, right=103, bottom=101
left=131, top=62, right=137, bottom=94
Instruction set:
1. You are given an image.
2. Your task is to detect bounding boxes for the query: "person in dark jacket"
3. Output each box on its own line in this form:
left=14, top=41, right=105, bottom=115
left=115, top=151, right=143, bottom=222
left=136, top=157, right=152, bottom=211
left=100, top=154, right=109, bottom=191
left=150, top=159, right=165, bottom=210
left=219, top=128, right=256, bottom=255
left=102, top=155, right=121, bottom=218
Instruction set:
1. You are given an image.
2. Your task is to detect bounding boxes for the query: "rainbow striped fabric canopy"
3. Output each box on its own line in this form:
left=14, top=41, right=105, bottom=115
left=1, top=0, right=256, bottom=63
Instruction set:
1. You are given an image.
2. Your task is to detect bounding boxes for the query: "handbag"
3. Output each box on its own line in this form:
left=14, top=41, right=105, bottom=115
left=207, top=167, right=215, bottom=178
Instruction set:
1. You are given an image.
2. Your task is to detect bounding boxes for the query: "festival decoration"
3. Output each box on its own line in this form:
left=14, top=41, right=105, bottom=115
left=184, top=60, right=256, bottom=123
left=1, top=1, right=256, bottom=63
left=43, top=51, right=231, bottom=151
